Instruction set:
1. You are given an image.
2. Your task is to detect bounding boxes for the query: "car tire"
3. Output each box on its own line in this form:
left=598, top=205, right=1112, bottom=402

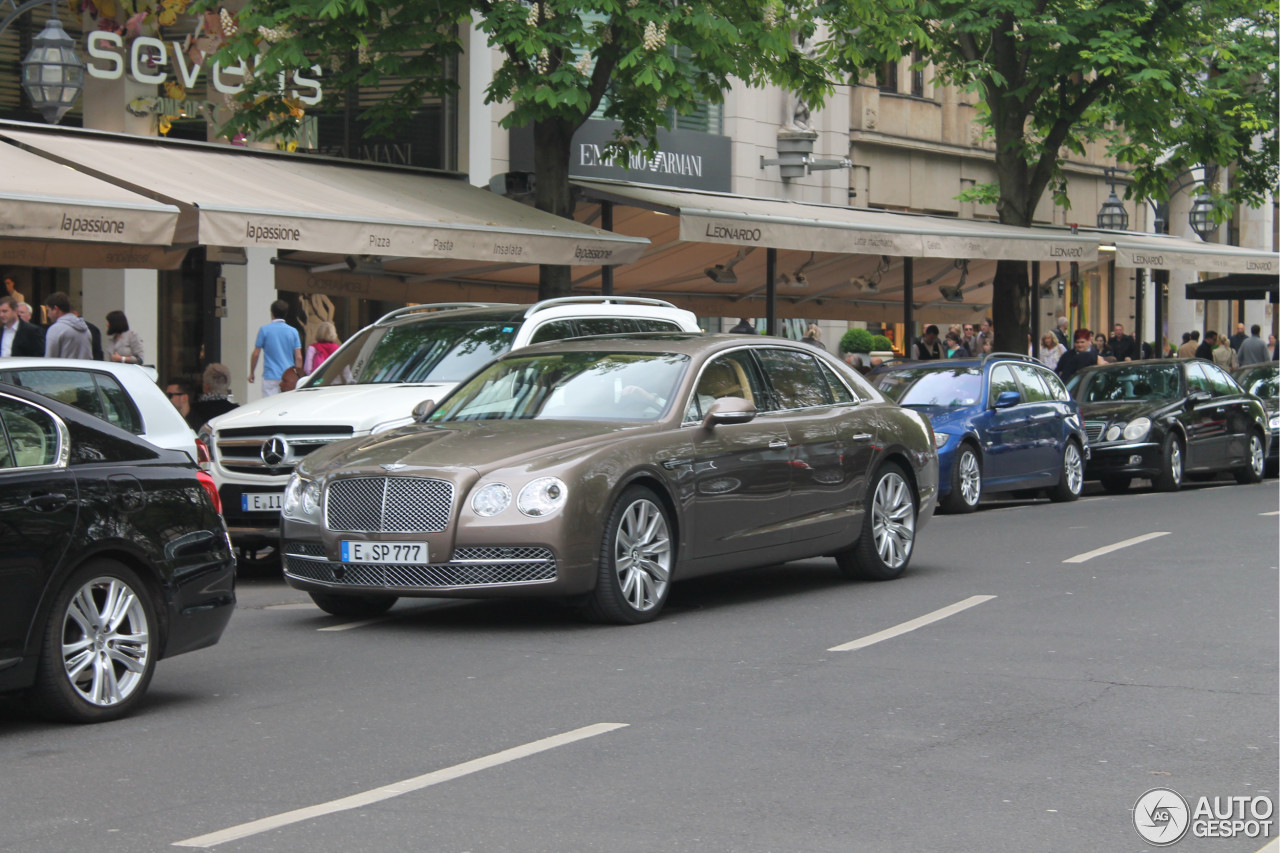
left=939, top=444, right=981, bottom=514
left=1047, top=440, right=1084, bottom=502
left=1100, top=474, right=1132, bottom=493
left=309, top=592, right=398, bottom=618
left=31, top=561, right=157, bottom=723
left=1234, top=431, right=1266, bottom=484
left=837, top=461, right=916, bottom=581
left=582, top=486, right=674, bottom=625
left=1152, top=433, right=1184, bottom=492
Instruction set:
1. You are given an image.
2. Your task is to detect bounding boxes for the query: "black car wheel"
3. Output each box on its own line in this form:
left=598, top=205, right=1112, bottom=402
left=837, top=461, right=916, bottom=581
left=309, top=592, right=398, bottom=618
left=583, top=486, right=674, bottom=624
left=939, top=444, right=981, bottom=513
left=1047, top=440, right=1084, bottom=502
left=32, top=561, right=157, bottom=723
left=1100, top=474, right=1132, bottom=493
left=1152, top=433, right=1184, bottom=492
left=1234, top=431, right=1266, bottom=484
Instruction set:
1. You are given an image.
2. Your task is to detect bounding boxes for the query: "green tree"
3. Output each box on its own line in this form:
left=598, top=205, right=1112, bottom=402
left=816, top=0, right=1277, bottom=352
left=202, top=0, right=832, bottom=299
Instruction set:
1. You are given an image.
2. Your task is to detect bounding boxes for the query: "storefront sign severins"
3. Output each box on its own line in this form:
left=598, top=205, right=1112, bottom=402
left=85, top=32, right=323, bottom=105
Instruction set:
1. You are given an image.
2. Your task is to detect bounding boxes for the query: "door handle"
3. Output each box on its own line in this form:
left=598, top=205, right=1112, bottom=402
left=850, top=433, right=874, bottom=442
left=768, top=440, right=788, bottom=449
left=24, top=493, right=68, bottom=512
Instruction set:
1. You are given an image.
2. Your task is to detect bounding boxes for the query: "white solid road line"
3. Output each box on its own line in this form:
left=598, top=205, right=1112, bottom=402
left=828, top=595, right=996, bottom=652
left=1063, top=531, right=1170, bottom=563
left=1255, top=838, right=1278, bottom=853
left=172, top=723, right=629, bottom=848
left=1260, top=511, right=1279, bottom=517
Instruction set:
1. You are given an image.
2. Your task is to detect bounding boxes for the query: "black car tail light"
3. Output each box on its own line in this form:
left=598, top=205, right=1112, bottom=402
left=197, top=470, right=223, bottom=515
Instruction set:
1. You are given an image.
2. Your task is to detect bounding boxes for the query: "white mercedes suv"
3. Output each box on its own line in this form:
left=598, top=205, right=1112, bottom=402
left=202, top=297, right=701, bottom=564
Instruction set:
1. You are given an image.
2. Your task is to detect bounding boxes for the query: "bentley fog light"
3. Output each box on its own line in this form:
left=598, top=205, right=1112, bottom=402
left=472, top=483, right=512, bottom=517
left=517, top=477, right=568, bottom=517
left=1122, top=417, right=1151, bottom=441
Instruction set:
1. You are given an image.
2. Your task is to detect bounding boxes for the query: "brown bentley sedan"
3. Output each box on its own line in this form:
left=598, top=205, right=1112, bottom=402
left=280, top=334, right=939, bottom=623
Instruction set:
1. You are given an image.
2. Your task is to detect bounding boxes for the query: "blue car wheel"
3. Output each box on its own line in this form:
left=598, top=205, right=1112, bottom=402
left=940, top=444, right=982, bottom=513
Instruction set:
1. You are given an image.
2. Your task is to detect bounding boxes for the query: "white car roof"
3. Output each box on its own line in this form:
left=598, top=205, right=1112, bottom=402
left=0, top=358, right=197, bottom=461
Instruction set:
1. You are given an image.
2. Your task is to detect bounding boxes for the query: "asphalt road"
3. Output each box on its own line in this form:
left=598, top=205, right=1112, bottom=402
left=2, top=479, right=1277, bottom=853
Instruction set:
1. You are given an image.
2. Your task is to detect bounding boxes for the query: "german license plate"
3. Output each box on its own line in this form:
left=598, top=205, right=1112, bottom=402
left=341, top=541, right=429, bottom=564
left=241, top=492, right=284, bottom=512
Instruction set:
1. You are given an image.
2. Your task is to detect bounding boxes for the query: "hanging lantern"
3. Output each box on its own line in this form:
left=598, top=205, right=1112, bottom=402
left=1095, top=187, right=1129, bottom=231
left=1188, top=193, right=1218, bottom=239
left=20, top=17, right=84, bottom=124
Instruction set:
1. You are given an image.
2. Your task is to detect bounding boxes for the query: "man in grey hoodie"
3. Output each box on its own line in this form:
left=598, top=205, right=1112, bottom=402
left=43, top=292, right=92, bottom=359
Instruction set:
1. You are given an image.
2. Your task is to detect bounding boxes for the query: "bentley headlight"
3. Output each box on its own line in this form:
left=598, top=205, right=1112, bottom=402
left=1105, top=424, right=1123, bottom=442
left=517, top=477, right=568, bottom=517
left=933, top=432, right=951, bottom=449
left=282, top=474, right=322, bottom=523
left=1122, top=417, right=1151, bottom=441
left=472, top=483, right=512, bottom=517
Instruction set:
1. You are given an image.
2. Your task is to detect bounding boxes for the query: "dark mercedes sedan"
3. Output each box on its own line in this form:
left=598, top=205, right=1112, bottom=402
left=0, top=384, right=235, bottom=722
left=281, top=334, right=939, bottom=624
left=1068, top=358, right=1269, bottom=492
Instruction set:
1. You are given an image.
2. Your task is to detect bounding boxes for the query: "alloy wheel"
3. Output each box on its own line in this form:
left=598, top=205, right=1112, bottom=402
left=871, top=472, right=915, bottom=570
left=613, top=498, right=673, bottom=613
left=1064, top=443, right=1084, bottom=494
left=958, top=450, right=981, bottom=506
left=60, top=576, right=152, bottom=708
left=1250, top=435, right=1265, bottom=476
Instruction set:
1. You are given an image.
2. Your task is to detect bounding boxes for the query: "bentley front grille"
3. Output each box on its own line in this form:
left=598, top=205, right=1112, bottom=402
left=325, top=477, right=454, bottom=533
left=284, top=546, right=557, bottom=589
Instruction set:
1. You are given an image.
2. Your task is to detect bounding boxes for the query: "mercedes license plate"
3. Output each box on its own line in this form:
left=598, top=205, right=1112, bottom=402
left=341, top=541, right=429, bottom=564
left=241, top=492, right=284, bottom=512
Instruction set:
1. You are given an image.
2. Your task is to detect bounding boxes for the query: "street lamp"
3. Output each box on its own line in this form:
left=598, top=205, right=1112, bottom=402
left=1188, top=192, right=1219, bottom=239
left=2, top=1, right=84, bottom=124
left=1096, top=168, right=1129, bottom=230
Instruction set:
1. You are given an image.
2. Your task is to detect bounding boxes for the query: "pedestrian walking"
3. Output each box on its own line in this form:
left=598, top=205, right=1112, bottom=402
left=105, top=310, right=145, bottom=365
left=1053, top=316, right=1070, bottom=347
left=1229, top=322, right=1248, bottom=352
left=0, top=296, right=44, bottom=357
left=304, top=322, right=342, bottom=373
left=1039, top=333, right=1066, bottom=371
left=1176, top=331, right=1199, bottom=358
left=801, top=323, right=825, bottom=350
left=1212, top=335, right=1238, bottom=369
left=187, top=363, right=239, bottom=430
left=42, top=292, right=92, bottom=359
left=1056, top=329, right=1099, bottom=382
left=248, top=299, right=303, bottom=397
left=1108, top=323, right=1138, bottom=361
left=912, top=325, right=943, bottom=360
left=1194, top=331, right=1217, bottom=360
left=1237, top=324, right=1270, bottom=366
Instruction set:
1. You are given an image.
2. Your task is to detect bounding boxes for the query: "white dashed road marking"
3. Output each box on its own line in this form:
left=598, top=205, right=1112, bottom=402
left=829, top=595, right=996, bottom=652
left=172, top=723, right=629, bottom=848
left=1063, top=531, right=1170, bottom=563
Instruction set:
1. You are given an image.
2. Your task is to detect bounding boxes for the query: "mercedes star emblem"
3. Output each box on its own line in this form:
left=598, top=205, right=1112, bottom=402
left=261, top=436, right=289, bottom=467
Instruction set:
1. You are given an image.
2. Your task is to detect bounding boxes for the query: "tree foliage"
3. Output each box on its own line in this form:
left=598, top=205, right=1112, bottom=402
left=815, top=0, right=1278, bottom=351
left=198, top=0, right=834, bottom=297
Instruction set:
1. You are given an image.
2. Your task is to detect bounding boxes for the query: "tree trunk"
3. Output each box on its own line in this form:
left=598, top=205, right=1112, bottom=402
left=991, top=140, right=1037, bottom=355
left=533, top=118, right=576, bottom=300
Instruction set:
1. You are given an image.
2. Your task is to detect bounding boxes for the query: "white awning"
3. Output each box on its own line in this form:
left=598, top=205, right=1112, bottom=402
left=0, top=138, right=180, bottom=249
left=1100, top=231, right=1279, bottom=275
left=575, top=179, right=1098, bottom=263
left=0, top=123, right=648, bottom=267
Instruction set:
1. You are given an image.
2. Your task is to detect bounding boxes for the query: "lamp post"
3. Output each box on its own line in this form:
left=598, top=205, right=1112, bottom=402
left=1096, top=168, right=1130, bottom=231
left=2, top=0, right=84, bottom=124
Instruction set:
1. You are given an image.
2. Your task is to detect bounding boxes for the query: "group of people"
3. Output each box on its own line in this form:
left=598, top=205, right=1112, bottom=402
left=1174, top=322, right=1276, bottom=368
left=912, top=320, right=995, bottom=360
left=0, top=281, right=146, bottom=365
left=248, top=299, right=342, bottom=397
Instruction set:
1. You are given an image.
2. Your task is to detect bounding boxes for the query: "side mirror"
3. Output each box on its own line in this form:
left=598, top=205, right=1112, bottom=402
left=702, top=396, right=757, bottom=428
left=411, top=399, right=436, bottom=423
left=993, top=390, right=1021, bottom=409
left=1185, top=391, right=1212, bottom=409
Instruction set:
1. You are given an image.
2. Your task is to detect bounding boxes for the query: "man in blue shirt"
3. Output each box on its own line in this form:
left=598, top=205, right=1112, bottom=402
left=248, top=299, right=302, bottom=396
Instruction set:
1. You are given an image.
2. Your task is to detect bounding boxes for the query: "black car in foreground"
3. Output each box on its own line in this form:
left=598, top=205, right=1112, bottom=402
left=1068, top=358, right=1269, bottom=492
left=0, top=384, right=235, bottom=722
left=1233, top=361, right=1279, bottom=473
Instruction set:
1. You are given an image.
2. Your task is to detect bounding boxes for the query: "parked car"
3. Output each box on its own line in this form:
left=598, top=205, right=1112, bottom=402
left=1233, top=361, right=1278, bottom=474
left=204, top=297, right=702, bottom=567
left=868, top=354, right=1087, bottom=512
left=279, top=334, right=938, bottom=624
left=1067, top=358, right=1269, bottom=491
left=0, top=383, right=234, bottom=722
left=0, top=358, right=197, bottom=461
